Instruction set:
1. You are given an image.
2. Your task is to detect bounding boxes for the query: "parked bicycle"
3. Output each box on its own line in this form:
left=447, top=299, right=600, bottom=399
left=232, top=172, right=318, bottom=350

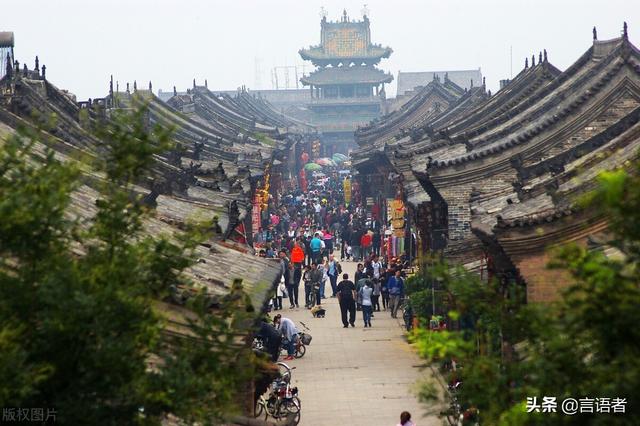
left=255, top=361, right=301, bottom=424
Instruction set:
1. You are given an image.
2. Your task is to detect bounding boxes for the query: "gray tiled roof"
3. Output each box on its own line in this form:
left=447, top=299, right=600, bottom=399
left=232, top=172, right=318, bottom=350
left=397, top=69, right=482, bottom=95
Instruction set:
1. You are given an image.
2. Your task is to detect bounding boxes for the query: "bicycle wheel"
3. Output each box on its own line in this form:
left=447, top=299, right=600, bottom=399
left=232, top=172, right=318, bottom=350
left=282, top=398, right=301, bottom=425
left=254, top=397, right=267, bottom=420
left=276, top=362, right=292, bottom=383
left=294, top=343, right=306, bottom=358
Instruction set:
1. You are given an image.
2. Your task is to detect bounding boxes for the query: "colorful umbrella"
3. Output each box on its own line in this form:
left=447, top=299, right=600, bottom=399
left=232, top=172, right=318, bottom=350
left=315, top=158, right=333, bottom=166
left=332, top=153, right=348, bottom=162
left=304, top=163, right=323, bottom=171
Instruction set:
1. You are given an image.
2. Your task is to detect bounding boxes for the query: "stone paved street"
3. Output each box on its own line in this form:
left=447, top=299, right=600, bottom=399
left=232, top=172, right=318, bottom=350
left=281, top=259, right=442, bottom=426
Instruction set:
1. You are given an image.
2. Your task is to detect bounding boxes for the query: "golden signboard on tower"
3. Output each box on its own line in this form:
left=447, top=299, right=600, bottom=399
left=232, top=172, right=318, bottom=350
left=325, top=28, right=366, bottom=57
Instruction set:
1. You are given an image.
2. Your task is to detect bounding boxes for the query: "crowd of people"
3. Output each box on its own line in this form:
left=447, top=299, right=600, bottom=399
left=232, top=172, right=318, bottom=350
left=252, top=167, right=410, bottom=327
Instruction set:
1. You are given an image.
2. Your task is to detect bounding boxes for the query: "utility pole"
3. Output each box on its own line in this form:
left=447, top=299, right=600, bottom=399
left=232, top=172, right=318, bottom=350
left=510, top=45, right=513, bottom=78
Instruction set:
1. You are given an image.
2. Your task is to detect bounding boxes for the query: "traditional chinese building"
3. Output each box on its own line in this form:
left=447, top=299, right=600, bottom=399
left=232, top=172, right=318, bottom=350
left=353, top=24, right=640, bottom=303
left=299, top=9, right=393, bottom=154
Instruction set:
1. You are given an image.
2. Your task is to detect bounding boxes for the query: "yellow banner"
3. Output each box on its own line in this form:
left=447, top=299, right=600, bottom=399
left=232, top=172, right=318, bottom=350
left=343, top=178, right=352, bottom=204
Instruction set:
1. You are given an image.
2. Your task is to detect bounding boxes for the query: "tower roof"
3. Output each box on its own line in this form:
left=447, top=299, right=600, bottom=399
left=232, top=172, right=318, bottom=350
left=300, top=65, right=393, bottom=86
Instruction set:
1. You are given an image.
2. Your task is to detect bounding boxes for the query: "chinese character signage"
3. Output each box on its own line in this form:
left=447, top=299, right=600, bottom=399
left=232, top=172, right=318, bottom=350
left=324, top=28, right=366, bottom=57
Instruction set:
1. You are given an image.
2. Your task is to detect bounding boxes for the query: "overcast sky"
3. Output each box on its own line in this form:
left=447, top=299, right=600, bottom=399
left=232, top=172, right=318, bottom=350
left=5, top=0, right=638, bottom=99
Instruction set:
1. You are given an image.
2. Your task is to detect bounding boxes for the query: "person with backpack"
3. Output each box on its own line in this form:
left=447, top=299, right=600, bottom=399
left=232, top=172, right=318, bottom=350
left=336, top=273, right=356, bottom=328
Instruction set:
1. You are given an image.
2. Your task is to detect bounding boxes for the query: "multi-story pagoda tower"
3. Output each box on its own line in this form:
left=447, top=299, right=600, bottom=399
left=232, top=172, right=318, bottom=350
left=299, top=9, right=393, bottom=154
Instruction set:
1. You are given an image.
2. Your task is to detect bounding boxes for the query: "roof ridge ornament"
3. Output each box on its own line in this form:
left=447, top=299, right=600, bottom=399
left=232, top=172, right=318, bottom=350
left=34, top=56, right=39, bottom=73
left=525, top=57, right=528, bottom=69
left=133, top=80, right=137, bottom=92
left=623, top=21, right=628, bottom=39
left=173, top=86, right=177, bottom=96
left=544, top=49, right=548, bottom=62
left=532, top=54, right=536, bottom=67
left=539, top=51, right=542, bottom=64
left=593, top=26, right=597, bottom=41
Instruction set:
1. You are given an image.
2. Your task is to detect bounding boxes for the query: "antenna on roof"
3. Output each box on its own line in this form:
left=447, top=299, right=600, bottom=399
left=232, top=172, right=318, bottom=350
left=361, top=4, right=370, bottom=18
left=593, top=26, right=598, bottom=41
left=319, top=6, right=327, bottom=20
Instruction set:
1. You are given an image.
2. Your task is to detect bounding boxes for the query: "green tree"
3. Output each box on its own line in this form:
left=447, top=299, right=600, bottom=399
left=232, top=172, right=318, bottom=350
left=0, top=109, right=258, bottom=425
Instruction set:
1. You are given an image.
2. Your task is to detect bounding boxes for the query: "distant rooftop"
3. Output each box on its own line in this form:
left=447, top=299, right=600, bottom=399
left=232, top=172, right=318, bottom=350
left=397, top=69, right=482, bottom=96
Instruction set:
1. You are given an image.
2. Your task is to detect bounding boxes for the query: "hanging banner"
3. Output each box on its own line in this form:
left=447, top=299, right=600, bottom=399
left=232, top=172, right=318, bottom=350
left=252, top=194, right=261, bottom=238
left=343, top=178, right=352, bottom=204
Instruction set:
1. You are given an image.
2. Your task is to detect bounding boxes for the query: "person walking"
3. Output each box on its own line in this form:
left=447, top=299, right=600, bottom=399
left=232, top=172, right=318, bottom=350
left=318, top=259, right=328, bottom=300
left=372, top=277, right=381, bottom=312
left=387, top=269, right=405, bottom=318
left=350, top=228, right=362, bottom=262
left=381, top=276, right=390, bottom=311
left=310, top=232, right=323, bottom=264
left=360, top=279, right=374, bottom=327
left=327, top=254, right=341, bottom=297
left=278, top=249, right=292, bottom=307
left=273, top=278, right=285, bottom=310
left=397, top=411, right=415, bottom=426
left=372, top=228, right=381, bottom=257
left=302, top=264, right=313, bottom=308
left=289, top=263, right=301, bottom=309
left=309, top=262, right=323, bottom=307
left=361, top=230, right=372, bottom=261
left=336, top=273, right=356, bottom=328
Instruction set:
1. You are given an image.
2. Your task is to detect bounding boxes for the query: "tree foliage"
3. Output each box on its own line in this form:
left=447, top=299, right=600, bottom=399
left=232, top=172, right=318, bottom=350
left=0, top=109, right=258, bottom=425
left=411, top=165, right=640, bottom=425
